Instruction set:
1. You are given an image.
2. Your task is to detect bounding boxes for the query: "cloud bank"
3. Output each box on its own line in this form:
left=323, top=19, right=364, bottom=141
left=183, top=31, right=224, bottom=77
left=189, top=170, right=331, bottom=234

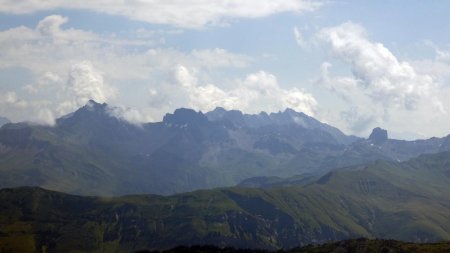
left=0, top=15, right=259, bottom=124
left=0, top=15, right=318, bottom=126
left=0, top=0, right=321, bottom=28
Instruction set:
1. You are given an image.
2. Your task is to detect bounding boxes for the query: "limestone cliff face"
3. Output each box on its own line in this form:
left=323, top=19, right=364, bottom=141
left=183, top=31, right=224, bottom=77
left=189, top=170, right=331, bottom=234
left=369, top=127, right=388, bottom=144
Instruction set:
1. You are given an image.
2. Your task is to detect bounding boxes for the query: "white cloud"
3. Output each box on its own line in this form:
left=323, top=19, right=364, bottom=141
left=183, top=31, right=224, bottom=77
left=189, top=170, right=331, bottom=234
left=174, top=66, right=317, bottom=115
left=107, top=105, right=154, bottom=125
left=0, top=15, right=251, bottom=82
left=314, top=61, right=384, bottom=134
left=0, top=0, right=322, bottom=28
left=283, top=89, right=318, bottom=114
left=66, top=61, right=117, bottom=108
left=174, top=65, right=241, bottom=111
left=0, top=15, right=255, bottom=124
left=311, top=22, right=450, bottom=138
left=0, top=61, right=118, bottom=125
left=240, top=71, right=317, bottom=115
left=318, top=22, right=436, bottom=111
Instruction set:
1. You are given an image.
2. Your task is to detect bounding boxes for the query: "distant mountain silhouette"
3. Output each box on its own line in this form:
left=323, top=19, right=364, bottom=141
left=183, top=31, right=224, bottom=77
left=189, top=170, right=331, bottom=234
left=369, top=127, right=388, bottom=144
left=1, top=100, right=450, bottom=195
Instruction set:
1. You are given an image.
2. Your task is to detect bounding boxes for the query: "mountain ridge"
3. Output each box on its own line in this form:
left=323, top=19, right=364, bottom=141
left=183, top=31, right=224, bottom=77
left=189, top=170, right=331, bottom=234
left=1, top=100, right=450, bottom=195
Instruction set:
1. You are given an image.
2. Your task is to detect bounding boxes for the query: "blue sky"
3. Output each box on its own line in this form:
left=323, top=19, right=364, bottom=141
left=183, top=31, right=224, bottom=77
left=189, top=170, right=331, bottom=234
left=1, top=0, right=450, bottom=139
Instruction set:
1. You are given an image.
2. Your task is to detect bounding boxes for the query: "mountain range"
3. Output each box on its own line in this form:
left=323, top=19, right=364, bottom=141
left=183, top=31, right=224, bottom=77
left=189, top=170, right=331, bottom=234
left=1, top=100, right=450, bottom=195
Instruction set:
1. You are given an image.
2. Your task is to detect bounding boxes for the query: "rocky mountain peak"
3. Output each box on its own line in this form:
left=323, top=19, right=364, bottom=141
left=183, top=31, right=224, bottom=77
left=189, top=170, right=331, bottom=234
left=369, top=127, right=388, bottom=144
left=163, top=108, right=208, bottom=126
left=55, top=100, right=120, bottom=129
left=83, top=100, right=108, bottom=113
left=204, top=107, right=226, bottom=122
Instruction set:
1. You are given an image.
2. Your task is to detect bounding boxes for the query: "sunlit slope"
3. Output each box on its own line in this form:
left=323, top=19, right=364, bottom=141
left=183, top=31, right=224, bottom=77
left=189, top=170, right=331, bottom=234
left=1, top=152, right=449, bottom=252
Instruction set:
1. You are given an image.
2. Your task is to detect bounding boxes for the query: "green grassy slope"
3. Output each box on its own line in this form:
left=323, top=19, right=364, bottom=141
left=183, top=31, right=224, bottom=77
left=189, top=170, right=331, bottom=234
left=1, top=151, right=450, bottom=252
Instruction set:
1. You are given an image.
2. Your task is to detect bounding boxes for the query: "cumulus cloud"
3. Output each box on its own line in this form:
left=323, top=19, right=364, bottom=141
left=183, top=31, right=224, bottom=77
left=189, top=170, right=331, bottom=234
left=107, top=105, right=154, bottom=125
left=174, top=65, right=242, bottom=110
left=66, top=61, right=117, bottom=108
left=314, top=61, right=382, bottom=134
left=0, top=61, right=118, bottom=125
left=310, top=22, right=450, bottom=137
left=317, top=22, right=436, bottom=111
left=0, top=15, right=255, bottom=125
left=240, top=71, right=317, bottom=115
left=0, top=0, right=322, bottom=28
left=174, top=66, right=317, bottom=115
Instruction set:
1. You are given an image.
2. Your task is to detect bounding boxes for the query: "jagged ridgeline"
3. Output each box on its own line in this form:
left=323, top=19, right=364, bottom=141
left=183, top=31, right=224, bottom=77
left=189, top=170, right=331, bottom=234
left=1, top=100, right=450, bottom=195
left=1, top=151, right=450, bottom=252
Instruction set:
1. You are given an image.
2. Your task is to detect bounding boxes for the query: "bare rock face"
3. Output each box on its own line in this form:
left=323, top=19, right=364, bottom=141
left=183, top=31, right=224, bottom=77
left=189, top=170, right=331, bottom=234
left=369, top=127, right=388, bottom=144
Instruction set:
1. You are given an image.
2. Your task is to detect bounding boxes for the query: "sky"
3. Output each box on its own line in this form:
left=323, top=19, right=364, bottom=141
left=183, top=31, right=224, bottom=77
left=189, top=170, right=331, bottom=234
left=1, top=1, right=450, bottom=139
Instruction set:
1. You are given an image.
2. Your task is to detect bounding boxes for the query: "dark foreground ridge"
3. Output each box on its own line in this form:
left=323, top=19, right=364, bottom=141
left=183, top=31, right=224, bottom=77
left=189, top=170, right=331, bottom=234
left=138, top=239, right=450, bottom=253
